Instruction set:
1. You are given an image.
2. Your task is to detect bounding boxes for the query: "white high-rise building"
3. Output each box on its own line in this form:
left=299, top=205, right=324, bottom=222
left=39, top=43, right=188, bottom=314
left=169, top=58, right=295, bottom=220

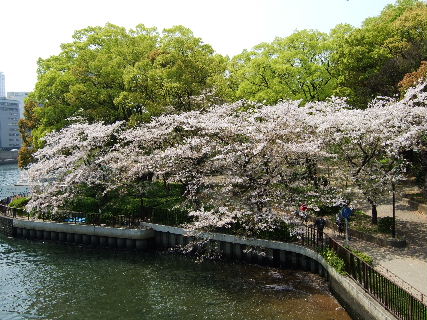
left=7, top=92, right=29, bottom=119
left=0, top=97, right=21, bottom=149
left=0, top=72, right=5, bottom=98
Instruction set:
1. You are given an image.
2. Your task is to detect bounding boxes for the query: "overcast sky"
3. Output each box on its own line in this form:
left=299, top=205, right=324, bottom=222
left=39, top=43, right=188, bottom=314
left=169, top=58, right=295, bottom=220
left=1, top=0, right=396, bottom=93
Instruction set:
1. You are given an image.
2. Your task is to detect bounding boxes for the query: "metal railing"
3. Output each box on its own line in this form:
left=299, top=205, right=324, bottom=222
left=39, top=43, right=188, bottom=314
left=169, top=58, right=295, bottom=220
left=301, top=225, right=427, bottom=320
left=0, top=204, right=190, bottom=228
left=376, top=264, right=426, bottom=305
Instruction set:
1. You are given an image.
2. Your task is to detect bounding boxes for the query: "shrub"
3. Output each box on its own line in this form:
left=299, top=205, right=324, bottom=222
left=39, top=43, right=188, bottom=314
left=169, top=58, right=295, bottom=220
left=9, top=196, right=30, bottom=209
left=378, top=217, right=394, bottom=234
left=69, top=196, right=99, bottom=213
left=150, top=207, right=193, bottom=226
left=102, top=196, right=140, bottom=216
left=321, top=249, right=347, bottom=275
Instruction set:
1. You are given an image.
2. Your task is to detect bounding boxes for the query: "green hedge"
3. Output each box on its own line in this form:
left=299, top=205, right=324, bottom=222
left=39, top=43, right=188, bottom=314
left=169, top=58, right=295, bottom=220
left=378, top=217, right=394, bottom=234
left=9, top=196, right=30, bottom=209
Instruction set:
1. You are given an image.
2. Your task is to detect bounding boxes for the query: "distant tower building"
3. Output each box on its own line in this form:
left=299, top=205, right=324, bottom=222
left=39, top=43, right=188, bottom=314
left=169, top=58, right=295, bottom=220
left=0, top=97, right=21, bottom=149
left=0, top=72, right=5, bottom=98
left=7, top=92, right=30, bottom=119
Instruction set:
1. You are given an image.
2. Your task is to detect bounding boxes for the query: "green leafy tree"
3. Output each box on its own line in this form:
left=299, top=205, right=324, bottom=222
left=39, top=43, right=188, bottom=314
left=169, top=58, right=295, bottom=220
left=19, top=23, right=228, bottom=167
left=117, top=25, right=229, bottom=124
left=229, top=30, right=337, bottom=104
left=331, top=0, right=427, bottom=107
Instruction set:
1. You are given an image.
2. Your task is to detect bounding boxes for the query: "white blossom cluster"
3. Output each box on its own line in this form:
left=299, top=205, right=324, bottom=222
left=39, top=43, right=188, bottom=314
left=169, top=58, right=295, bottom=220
left=26, top=81, right=427, bottom=230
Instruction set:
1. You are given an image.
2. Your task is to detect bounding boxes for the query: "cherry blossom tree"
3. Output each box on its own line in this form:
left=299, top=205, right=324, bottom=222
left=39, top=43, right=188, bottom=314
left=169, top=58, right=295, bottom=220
left=26, top=120, right=124, bottom=213
left=313, top=80, right=427, bottom=223
left=26, top=80, right=427, bottom=232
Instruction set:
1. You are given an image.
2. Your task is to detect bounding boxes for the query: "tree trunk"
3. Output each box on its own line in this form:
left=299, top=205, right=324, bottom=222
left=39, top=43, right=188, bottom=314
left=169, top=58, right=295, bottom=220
left=422, top=148, right=427, bottom=198
left=371, top=203, right=378, bottom=225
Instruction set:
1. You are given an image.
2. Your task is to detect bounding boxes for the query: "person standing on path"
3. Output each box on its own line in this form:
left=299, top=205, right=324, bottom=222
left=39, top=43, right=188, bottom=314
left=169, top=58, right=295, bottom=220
left=315, top=215, right=326, bottom=241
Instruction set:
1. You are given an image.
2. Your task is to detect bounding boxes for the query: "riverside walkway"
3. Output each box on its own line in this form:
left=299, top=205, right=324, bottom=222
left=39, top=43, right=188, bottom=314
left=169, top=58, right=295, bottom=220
left=328, top=196, right=427, bottom=300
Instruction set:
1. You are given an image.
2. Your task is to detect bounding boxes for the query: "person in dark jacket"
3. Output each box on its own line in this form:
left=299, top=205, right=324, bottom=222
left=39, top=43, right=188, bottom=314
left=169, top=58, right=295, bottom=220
left=315, top=216, right=326, bottom=241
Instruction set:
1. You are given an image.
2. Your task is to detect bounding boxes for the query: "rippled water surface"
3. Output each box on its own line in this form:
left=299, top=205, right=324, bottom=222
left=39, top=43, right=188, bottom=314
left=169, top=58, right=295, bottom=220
left=0, top=165, right=351, bottom=320
left=0, top=237, right=351, bottom=320
left=0, top=163, right=21, bottom=186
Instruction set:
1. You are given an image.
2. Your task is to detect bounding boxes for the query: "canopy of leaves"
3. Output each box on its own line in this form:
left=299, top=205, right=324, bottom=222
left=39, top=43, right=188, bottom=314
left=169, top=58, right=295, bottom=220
left=399, top=60, right=427, bottom=93
left=331, top=0, right=427, bottom=107
left=19, top=23, right=228, bottom=167
left=229, top=30, right=336, bottom=104
left=228, top=0, right=427, bottom=108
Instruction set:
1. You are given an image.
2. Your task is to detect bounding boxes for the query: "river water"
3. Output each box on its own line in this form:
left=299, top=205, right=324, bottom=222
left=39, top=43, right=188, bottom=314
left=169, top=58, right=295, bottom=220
left=0, top=163, right=27, bottom=199
left=0, top=164, right=351, bottom=320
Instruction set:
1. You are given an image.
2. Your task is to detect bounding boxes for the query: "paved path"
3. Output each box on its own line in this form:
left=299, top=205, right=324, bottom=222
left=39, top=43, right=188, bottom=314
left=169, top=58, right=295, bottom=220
left=329, top=196, right=427, bottom=300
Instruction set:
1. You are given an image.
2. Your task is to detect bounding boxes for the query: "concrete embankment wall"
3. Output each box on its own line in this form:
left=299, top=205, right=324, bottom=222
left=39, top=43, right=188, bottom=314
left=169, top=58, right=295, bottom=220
left=1, top=218, right=397, bottom=320
left=12, top=219, right=155, bottom=250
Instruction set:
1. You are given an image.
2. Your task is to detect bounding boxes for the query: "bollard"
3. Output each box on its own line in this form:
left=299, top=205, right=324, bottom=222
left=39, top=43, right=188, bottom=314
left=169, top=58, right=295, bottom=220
left=169, top=233, right=176, bottom=247
left=233, top=243, right=242, bottom=260
left=136, top=239, right=148, bottom=250
left=162, top=232, right=169, bottom=248
left=291, top=252, right=297, bottom=269
left=108, top=237, right=117, bottom=248
left=176, top=234, right=184, bottom=246
left=273, top=249, right=281, bottom=267
left=36, top=230, right=43, bottom=239
left=155, top=232, right=163, bottom=248
left=82, top=235, right=91, bottom=245
left=310, top=258, right=317, bottom=273
left=117, top=238, right=125, bottom=249
left=279, top=250, right=287, bottom=267
left=224, top=242, right=232, bottom=259
left=15, top=227, right=22, bottom=238
left=266, top=248, right=274, bottom=266
left=58, top=232, right=65, bottom=242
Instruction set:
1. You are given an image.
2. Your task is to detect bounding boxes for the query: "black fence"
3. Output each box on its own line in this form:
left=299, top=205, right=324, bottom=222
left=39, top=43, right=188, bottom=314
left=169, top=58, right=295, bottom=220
left=1, top=203, right=426, bottom=320
left=0, top=204, right=191, bottom=228
left=302, top=225, right=427, bottom=320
